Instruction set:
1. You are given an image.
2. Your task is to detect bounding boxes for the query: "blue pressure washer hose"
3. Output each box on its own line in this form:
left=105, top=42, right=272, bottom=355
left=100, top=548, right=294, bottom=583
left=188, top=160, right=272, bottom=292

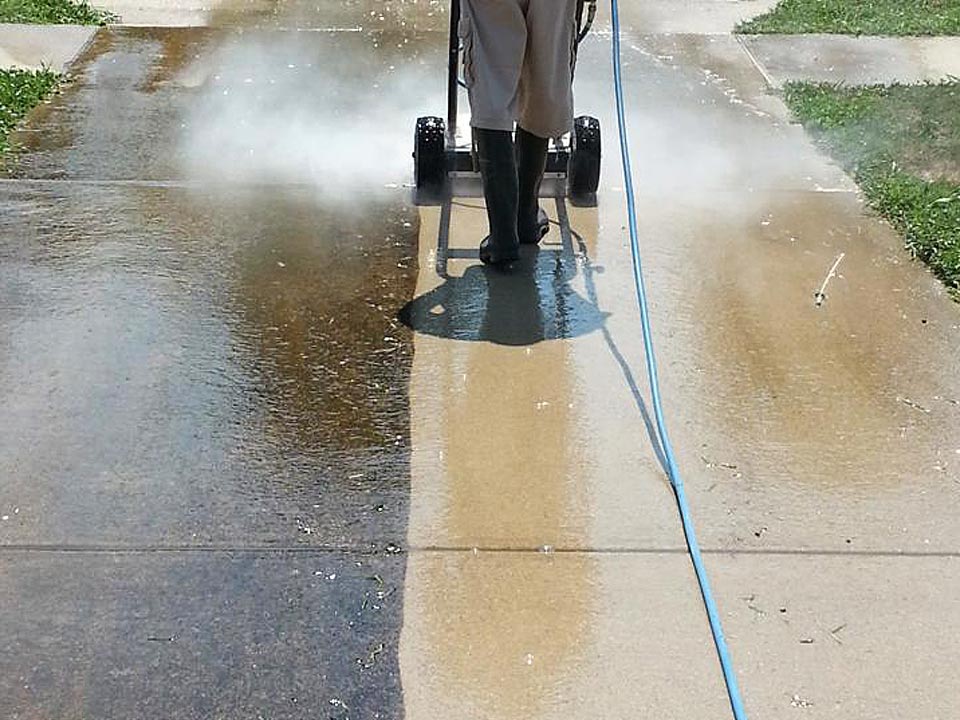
left=608, top=1, right=749, bottom=718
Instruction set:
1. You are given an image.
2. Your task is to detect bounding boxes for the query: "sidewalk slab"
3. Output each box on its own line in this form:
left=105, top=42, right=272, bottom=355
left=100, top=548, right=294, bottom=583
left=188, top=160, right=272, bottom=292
left=93, top=0, right=222, bottom=26
left=0, top=551, right=406, bottom=719
left=636, top=189, right=960, bottom=555
left=582, top=35, right=960, bottom=556
left=4, top=25, right=447, bottom=182
left=0, top=24, right=95, bottom=73
left=714, top=554, right=960, bottom=719
left=0, top=181, right=417, bottom=549
left=740, top=34, right=960, bottom=88
left=400, top=551, right=730, bottom=720
left=405, top=202, right=690, bottom=553
left=93, top=0, right=449, bottom=29
left=620, top=0, right=780, bottom=34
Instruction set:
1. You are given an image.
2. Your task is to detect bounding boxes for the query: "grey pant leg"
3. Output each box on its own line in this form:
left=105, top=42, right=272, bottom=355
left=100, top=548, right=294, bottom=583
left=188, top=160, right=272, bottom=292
left=519, top=0, right=578, bottom=138
left=461, top=0, right=577, bottom=137
left=461, top=0, right=527, bottom=131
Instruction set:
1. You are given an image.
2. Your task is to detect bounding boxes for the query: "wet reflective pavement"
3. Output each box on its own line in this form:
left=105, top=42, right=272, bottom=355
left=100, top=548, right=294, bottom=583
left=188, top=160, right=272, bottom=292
left=2, top=2, right=960, bottom=719
left=0, top=183, right=418, bottom=547
left=1, top=552, right=406, bottom=717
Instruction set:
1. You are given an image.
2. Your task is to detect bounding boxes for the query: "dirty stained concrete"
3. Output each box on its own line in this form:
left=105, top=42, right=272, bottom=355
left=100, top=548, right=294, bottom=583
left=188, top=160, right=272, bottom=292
left=1, top=1, right=959, bottom=719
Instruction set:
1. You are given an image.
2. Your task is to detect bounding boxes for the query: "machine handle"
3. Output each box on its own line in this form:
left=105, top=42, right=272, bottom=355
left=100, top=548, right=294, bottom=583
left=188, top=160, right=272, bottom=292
left=577, top=0, right=598, bottom=46
left=447, top=0, right=461, bottom=144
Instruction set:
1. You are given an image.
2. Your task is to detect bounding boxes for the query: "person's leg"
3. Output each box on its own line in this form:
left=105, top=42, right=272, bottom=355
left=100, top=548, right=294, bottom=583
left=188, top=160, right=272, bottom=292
left=461, top=0, right=527, bottom=133
left=516, top=0, right=577, bottom=245
left=476, top=128, right=520, bottom=265
left=461, top=0, right=528, bottom=265
left=518, top=0, right=577, bottom=141
left=516, top=126, right=549, bottom=245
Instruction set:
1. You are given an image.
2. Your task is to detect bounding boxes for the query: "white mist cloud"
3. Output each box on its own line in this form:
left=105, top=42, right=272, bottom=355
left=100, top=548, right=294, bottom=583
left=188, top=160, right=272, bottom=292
left=178, top=30, right=446, bottom=203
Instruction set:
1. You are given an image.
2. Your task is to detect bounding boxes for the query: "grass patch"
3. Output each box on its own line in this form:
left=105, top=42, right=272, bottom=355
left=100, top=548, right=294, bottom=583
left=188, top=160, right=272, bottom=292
left=739, top=0, right=960, bottom=35
left=784, top=81, right=960, bottom=293
left=0, top=0, right=115, bottom=24
left=0, top=67, right=59, bottom=153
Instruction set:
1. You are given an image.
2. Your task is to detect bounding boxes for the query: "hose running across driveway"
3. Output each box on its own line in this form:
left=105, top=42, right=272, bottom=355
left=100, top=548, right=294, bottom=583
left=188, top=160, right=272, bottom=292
left=607, top=1, right=749, bottom=718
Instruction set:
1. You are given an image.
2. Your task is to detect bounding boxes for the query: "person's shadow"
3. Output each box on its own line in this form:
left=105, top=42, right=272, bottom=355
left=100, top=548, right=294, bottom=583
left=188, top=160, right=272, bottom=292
left=398, top=198, right=608, bottom=346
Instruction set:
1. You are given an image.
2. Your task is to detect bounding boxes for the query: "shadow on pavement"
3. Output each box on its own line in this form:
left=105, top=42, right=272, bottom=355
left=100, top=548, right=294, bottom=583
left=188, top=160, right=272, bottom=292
left=398, top=198, right=609, bottom=346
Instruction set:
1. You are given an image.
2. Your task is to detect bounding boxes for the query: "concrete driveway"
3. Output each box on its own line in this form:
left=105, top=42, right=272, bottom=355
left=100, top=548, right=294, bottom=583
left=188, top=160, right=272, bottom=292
left=1, top=2, right=958, bottom=718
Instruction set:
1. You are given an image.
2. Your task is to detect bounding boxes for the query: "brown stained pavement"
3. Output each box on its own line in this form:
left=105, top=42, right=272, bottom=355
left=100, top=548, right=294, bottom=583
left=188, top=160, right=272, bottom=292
left=1, top=1, right=959, bottom=719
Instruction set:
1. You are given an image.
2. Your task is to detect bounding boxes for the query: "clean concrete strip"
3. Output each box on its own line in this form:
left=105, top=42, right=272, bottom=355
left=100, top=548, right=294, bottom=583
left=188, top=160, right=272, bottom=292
left=617, top=0, right=780, bottom=34
left=0, top=23, right=96, bottom=72
left=403, top=200, right=689, bottom=554
left=713, top=554, right=960, bottom=718
left=612, top=25, right=960, bottom=720
left=92, top=0, right=450, bottom=28
left=90, top=0, right=219, bottom=26
left=400, top=551, right=731, bottom=719
left=740, top=34, right=960, bottom=88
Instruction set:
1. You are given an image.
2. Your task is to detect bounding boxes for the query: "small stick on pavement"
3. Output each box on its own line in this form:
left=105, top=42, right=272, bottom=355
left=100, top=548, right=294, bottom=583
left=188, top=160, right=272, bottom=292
left=814, top=252, right=846, bottom=307
left=898, top=396, right=931, bottom=414
left=828, top=623, right=847, bottom=645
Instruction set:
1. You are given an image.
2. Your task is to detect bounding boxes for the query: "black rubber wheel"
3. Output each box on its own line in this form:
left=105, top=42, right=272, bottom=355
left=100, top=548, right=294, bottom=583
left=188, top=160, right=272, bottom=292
left=568, top=115, right=601, bottom=201
left=414, top=116, right=446, bottom=197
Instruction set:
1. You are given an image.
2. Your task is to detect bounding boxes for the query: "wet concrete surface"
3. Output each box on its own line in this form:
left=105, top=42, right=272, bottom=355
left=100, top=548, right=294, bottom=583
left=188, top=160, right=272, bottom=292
left=4, top=25, right=447, bottom=182
left=0, top=182, right=418, bottom=548
left=1, top=551, right=405, bottom=719
left=0, top=12, right=438, bottom=716
left=2, top=3, right=960, bottom=720
left=400, top=551, right=730, bottom=719
left=0, top=167, right=419, bottom=717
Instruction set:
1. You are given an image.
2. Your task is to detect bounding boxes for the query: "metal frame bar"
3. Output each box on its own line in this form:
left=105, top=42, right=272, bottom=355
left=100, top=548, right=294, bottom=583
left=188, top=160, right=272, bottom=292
left=447, top=0, right=461, bottom=150
left=434, top=196, right=575, bottom=278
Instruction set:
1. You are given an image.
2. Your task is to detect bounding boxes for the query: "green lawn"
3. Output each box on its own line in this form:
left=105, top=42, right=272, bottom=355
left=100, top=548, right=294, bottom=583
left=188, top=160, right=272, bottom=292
left=739, top=0, right=960, bottom=35
left=0, top=0, right=114, bottom=24
left=0, top=67, right=59, bottom=153
left=785, top=81, right=960, bottom=294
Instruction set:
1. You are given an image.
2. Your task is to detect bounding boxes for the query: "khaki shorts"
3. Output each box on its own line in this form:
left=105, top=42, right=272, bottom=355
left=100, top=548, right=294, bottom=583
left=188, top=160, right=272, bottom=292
left=460, top=0, right=578, bottom=139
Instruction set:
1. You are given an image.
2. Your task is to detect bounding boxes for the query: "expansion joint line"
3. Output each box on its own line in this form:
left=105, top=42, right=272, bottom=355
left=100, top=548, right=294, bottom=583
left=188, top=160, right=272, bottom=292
left=608, top=2, right=748, bottom=719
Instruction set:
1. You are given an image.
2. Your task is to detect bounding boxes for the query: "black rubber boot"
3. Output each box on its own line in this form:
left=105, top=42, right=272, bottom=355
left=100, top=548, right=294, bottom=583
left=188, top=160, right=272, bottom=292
left=516, top=126, right=550, bottom=245
left=476, top=128, right=520, bottom=267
